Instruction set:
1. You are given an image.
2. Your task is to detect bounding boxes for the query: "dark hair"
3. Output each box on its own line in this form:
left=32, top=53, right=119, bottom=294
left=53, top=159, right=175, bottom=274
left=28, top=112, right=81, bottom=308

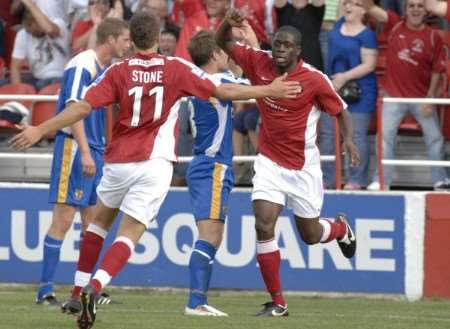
left=129, top=11, right=160, bottom=50
left=96, top=18, right=129, bottom=45
left=188, top=31, right=220, bottom=67
left=161, top=26, right=180, bottom=41
left=275, top=25, right=302, bottom=48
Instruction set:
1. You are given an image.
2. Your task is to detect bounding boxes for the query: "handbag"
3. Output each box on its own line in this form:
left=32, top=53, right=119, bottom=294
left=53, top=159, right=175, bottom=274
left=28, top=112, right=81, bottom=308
left=331, top=56, right=362, bottom=103
left=338, top=80, right=361, bottom=103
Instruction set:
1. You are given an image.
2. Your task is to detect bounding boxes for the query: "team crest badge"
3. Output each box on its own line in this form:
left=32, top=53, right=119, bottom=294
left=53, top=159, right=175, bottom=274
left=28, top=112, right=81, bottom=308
left=75, top=189, right=83, bottom=200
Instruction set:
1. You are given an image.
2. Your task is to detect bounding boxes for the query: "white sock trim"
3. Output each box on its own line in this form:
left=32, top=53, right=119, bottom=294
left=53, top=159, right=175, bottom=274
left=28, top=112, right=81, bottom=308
left=193, top=249, right=212, bottom=260
left=114, top=236, right=135, bottom=252
left=74, top=271, right=91, bottom=287
left=93, top=269, right=111, bottom=290
left=256, top=239, right=278, bottom=254
left=86, top=224, right=108, bottom=239
left=319, top=219, right=332, bottom=242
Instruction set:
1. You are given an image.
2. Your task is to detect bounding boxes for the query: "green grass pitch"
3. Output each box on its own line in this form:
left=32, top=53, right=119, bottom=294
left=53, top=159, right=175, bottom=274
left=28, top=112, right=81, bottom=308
left=1, top=286, right=450, bottom=329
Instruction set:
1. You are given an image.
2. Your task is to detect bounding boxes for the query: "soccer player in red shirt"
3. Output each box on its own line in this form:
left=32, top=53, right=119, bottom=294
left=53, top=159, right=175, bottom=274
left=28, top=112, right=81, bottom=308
left=10, top=11, right=301, bottom=329
left=216, top=9, right=360, bottom=316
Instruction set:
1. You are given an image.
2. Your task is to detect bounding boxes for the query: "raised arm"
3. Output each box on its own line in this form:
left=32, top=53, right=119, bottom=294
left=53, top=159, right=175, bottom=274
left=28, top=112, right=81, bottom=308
left=9, top=101, right=92, bottom=150
left=21, top=0, right=61, bottom=37
left=216, top=9, right=246, bottom=56
left=361, top=0, right=388, bottom=23
left=425, top=0, right=448, bottom=17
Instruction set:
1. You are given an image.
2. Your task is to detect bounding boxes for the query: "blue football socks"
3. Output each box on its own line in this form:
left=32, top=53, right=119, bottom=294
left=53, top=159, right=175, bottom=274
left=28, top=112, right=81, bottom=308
left=187, top=240, right=217, bottom=309
left=37, top=235, right=63, bottom=300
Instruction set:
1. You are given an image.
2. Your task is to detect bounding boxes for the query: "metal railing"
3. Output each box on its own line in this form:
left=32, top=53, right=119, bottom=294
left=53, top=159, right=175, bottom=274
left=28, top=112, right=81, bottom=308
left=8, top=94, right=450, bottom=190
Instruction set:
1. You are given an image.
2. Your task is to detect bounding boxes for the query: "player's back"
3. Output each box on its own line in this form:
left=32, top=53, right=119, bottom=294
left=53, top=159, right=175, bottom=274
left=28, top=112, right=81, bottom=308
left=189, top=72, right=242, bottom=166
left=57, top=49, right=106, bottom=150
left=85, top=52, right=218, bottom=164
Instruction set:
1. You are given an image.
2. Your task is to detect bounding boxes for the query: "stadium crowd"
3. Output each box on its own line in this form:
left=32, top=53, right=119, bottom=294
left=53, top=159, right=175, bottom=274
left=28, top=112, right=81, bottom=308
left=1, top=0, right=450, bottom=190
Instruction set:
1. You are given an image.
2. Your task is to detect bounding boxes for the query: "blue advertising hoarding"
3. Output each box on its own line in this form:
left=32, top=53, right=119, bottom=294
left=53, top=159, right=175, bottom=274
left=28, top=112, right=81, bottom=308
left=0, top=186, right=405, bottom=294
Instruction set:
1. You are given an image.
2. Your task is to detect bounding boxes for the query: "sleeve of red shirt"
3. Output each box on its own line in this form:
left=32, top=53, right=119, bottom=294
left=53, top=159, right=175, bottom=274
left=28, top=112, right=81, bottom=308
left=383, top=10, right=401, bottom=35
left=84, top=65, right=118, bottom=109
left=431, top=31, right=446, bottom=74
left=315, top=73, right=346, bottom=116
left=172, top=59, right=219, bottom=99
left=229, top=43, right=261, bottom=79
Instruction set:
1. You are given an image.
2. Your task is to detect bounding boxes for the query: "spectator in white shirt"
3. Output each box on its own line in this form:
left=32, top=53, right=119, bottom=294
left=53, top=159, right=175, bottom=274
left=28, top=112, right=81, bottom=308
left=10, top=0, right=70, bottom=90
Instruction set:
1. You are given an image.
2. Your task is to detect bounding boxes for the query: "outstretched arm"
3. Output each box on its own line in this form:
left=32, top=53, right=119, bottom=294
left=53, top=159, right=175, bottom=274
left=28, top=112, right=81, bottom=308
left=214, top=73, right=301, bottom=100
left=9, top=101, right=92, bottom=150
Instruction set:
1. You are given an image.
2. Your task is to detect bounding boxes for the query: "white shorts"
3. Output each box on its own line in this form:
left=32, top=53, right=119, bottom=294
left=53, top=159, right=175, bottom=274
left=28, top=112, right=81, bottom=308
left=252, top=154, right=323, bottom=218
left=97, top=158, right=173, bottom=228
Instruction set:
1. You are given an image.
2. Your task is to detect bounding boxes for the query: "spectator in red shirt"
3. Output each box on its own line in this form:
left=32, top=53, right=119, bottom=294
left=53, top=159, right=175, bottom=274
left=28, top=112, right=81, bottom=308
left=175, top=0, right=230, bottom=61
left=363, top=0, right=450, bottom=190
left=71, top=0, right=123, bottom=55
left=138, top=0, right=180, bottom=34
left=170, top=0, right=205, bottom=27
left=233, top=0, right=276, bottom=47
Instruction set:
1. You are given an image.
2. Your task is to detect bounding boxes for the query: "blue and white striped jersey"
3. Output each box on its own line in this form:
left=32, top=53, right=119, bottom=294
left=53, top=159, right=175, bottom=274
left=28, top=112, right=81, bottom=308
left=56, top=49, right=106, bottom=150
left=188, top=72, right=249, bottom=165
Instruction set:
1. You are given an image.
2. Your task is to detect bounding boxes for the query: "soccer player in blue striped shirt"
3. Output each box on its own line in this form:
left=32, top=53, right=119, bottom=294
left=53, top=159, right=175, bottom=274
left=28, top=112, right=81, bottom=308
left=36, top=18, right=130, bottom=306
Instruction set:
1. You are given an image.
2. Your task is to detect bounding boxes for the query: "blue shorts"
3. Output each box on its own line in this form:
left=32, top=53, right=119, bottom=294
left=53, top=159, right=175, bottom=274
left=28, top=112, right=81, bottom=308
left=233, top=107, right=259, bottom=133
left=49, top=133, right=104, bottom=207
left=187, top=156, right=234, bottom=221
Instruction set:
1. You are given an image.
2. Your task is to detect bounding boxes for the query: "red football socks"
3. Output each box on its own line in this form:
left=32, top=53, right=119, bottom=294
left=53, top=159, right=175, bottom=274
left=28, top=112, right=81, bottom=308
left=257, top=249, right=286, bottom=306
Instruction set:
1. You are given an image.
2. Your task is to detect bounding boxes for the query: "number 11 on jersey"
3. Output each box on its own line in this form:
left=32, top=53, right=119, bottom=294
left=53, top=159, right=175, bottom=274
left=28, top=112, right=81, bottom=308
left=128, top=86, right=164, bottom=127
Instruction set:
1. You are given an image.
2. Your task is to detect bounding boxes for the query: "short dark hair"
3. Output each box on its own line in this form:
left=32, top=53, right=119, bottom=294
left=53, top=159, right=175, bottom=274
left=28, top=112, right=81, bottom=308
left=129, top=11, right=160, bottom=50
left=188, top=31, right=220, bottom=67
left=275, top=26, right=302, bottom=48
left=96, top=18, right=129, bottom=45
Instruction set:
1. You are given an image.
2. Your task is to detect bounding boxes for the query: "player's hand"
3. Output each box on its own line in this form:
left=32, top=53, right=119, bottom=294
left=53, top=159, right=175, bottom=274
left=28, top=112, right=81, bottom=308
left=226, top=9, right=245, bottom=27
left=343, top=139, right=361, bottom=167
left=8, top=125, right=43, bottom=150
left=231, top=20, right=259, bottom=48
left=81, top=151, right=96, bottom=177
left=268, top=73, right=302, bottom=99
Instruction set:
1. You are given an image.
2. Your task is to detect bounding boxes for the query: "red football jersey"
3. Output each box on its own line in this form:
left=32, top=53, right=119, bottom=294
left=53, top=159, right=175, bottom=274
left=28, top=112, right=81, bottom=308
left=230, top=43, right=345, bottom=170
left=84, top=53, right=218, bottom=163
left=383, top=11, right=446, bottom=97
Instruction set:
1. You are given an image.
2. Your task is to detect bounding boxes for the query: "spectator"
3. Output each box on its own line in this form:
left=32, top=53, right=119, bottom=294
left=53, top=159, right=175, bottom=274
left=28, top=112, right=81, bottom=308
left=233, top=0, right=276, bottom=48
left=320, top=0, right=378, bottom=190
left=275, top=0, right=325, bottom=71
left=10, top=0, right=70, bottom=90
left=170, top=0, right=205, bottom=27
left=158, top=29, right=179, bottom=56
left=175, top=0, right=230, bottom=60
left=11, top=0, right=69, bottom=23
left=138, top=0, right=180, bottom=32
left=363, top=0, right=450, bottom=190
left=71, top=0, right=123, bottom=54
left=320, top=0, right=341, bottom=72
